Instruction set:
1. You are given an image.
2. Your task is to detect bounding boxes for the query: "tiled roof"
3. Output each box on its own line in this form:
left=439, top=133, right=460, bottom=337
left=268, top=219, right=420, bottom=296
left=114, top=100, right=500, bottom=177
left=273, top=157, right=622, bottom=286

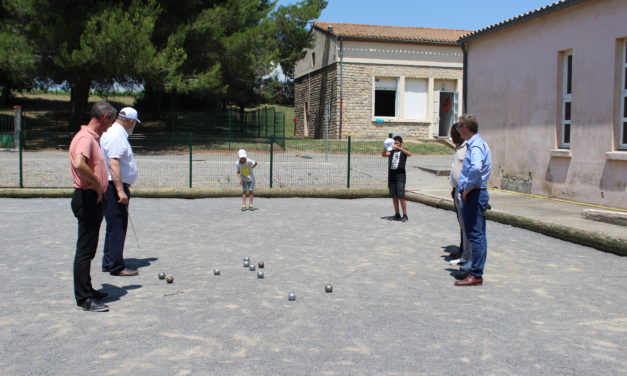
left=313, top=22, right=471, bottom=45
left=459, top=0, right=591, bottom=41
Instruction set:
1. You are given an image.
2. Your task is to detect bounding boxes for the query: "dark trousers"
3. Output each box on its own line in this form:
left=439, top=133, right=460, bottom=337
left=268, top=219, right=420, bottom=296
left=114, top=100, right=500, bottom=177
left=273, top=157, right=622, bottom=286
left=102, top=182, right=130, bottom=274
left=71, top=189, right=103, bottom=306
left=462, top=189, right=490, bottom=278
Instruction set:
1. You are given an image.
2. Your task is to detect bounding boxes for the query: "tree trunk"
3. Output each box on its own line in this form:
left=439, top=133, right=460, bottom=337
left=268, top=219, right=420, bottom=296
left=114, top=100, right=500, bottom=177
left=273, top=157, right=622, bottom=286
left=0, top=86, right=10, bottom=106
left=69, top=78, right=91, bottom=132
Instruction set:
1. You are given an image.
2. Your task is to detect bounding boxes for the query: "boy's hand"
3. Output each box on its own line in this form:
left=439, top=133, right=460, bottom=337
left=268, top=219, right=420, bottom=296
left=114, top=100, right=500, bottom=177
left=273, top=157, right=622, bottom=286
left=239, top=180, right=243, bottom=185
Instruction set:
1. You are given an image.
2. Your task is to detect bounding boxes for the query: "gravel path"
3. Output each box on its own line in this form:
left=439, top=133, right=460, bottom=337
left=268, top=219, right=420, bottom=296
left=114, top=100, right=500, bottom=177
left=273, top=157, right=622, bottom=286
left=1, top=197, right=625, bottom=375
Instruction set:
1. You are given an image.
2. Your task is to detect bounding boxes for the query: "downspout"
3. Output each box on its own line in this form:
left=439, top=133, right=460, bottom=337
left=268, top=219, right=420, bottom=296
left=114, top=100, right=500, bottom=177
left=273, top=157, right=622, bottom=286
left=338, top=37, right=344, bottom=139
left=461, top=41, right=468, bottom=113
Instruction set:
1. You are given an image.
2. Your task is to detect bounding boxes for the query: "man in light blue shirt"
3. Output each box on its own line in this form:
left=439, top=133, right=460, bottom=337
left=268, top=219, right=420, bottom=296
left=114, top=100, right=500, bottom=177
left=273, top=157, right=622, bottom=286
left=455, top=114, right=491, bottom=286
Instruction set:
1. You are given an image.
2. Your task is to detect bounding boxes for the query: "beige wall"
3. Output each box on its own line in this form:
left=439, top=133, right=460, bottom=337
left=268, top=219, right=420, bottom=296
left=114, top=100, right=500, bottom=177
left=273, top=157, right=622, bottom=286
left=466, top=0, right=627, bottom=209
left=295, top=28, right=338, bottom=78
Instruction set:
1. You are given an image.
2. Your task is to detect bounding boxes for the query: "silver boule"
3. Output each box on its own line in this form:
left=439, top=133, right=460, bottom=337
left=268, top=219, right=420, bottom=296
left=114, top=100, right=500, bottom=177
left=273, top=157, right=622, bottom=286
left=213, top=268, right=220, bottom=275
left=325, top=284, right=333, bottom=293
left=158, top=272, right=166, bottom=280
left=288, top=292, right=296, bottom=301
left=249, top=264, right=256, bottom=271
left=243, top=260, right=250, bottom=267
left=257, top=271, right=264, bottom=279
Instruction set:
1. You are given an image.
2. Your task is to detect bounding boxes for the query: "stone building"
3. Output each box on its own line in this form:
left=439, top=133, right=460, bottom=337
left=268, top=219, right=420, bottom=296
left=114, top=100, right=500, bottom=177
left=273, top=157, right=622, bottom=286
left=294, top=22, right=470, bottom=139
left=460, top=0, right=627, bottom=208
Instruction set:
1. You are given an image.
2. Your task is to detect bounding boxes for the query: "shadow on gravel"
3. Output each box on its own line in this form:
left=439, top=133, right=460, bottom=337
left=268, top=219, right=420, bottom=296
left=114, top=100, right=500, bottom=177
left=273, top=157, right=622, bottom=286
left=445, top=268, right=468, bottom=280
left=125, top=257, right=158, bottom=270
left=441, top=245, right=460, bottom=260
left=99, top=284, right=142, bottom=303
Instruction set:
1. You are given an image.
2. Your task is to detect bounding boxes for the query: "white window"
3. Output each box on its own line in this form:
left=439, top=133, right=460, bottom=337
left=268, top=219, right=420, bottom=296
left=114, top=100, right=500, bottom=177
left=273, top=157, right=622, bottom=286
left=374, top=77, right=397, bottom=117
left=560, top=52, right=572, bottom=148
left=404, top=78, right=428, bottom=120
left=620, top=40, right=627, bottom=149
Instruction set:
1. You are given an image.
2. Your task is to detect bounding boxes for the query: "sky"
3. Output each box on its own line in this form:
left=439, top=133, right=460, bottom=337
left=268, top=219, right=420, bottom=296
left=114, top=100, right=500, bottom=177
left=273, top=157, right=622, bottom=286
left=276, top=0, right=561, bottom=31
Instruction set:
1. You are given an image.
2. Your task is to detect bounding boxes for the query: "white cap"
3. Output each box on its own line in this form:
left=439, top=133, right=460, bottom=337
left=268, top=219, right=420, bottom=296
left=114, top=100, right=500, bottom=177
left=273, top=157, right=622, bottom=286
left=238, top=149, right=247, bottom=158
left=383, top=138, right=394, bottom=152
left=119, top=107, right=141, bottom=123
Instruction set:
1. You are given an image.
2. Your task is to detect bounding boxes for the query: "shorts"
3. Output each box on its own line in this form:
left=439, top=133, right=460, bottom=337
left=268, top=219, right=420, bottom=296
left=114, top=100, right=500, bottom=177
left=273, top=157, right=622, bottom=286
left=242, top=180, right=255, bottom=191
left=388, top=173, right=406, bottom=198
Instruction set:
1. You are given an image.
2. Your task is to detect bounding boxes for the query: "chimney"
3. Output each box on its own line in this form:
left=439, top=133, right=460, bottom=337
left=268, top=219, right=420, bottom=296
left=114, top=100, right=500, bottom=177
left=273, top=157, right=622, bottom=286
left=328, top=25, right=334, bottom=33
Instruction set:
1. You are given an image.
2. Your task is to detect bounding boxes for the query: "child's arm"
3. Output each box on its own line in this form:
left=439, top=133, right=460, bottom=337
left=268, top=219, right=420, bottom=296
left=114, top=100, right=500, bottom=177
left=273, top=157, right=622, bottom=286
left=397, top=145, right=412, bottom=157
left=381, top=149, right=391, bottom=157
left=252, top=161, right=258, bottom=169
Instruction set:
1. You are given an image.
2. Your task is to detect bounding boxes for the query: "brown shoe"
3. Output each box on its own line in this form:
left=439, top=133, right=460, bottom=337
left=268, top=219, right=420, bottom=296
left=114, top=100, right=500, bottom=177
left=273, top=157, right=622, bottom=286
left=112, top=268, right=139, bottom=276
left=454, top=274, right=483, bottom=286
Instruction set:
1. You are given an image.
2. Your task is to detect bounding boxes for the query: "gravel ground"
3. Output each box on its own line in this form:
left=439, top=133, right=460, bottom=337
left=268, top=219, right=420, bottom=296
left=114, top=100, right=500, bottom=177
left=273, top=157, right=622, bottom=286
left=0, top=197, right=625, bottom=375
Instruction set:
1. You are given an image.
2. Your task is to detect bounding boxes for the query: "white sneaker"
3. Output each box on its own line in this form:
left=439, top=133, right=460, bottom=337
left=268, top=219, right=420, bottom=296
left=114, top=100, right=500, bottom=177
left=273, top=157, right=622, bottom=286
left=449, top=258, right=466, bottom=266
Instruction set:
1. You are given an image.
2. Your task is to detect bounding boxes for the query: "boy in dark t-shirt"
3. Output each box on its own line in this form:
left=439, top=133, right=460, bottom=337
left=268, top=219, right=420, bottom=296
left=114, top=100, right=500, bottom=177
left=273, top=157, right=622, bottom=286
left=381, top=135, right=412, bottom=222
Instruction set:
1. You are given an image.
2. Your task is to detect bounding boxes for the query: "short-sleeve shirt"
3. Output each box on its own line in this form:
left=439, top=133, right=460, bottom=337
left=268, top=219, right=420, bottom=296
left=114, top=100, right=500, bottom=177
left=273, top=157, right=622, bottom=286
left=69, top=125, right=108, bottom=192
left=101, top=122, right=138, bottom=185
left=235, top=159, right=256, bottom=182
left=388, top=150, right=407, bottom=176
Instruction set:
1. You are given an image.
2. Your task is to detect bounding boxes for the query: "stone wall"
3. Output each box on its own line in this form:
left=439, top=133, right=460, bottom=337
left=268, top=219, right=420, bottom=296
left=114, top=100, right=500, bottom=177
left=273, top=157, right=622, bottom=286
left=295, top=62, right=463, bottom=139
left=294, top=65, right=338, bottom=138
left=341, top=63, right=461, bottom=139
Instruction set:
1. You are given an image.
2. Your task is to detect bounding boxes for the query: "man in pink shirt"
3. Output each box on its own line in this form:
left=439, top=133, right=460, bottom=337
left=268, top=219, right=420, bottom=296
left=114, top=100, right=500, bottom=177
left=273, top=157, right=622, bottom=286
left=69, top=101, right=116, bottom=312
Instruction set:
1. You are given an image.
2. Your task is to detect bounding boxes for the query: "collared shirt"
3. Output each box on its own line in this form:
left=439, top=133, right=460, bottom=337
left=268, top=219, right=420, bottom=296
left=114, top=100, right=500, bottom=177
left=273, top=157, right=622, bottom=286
left=100, top=122, right=138, bottom=185
left=69, top=125, right=108, bottom=192
left=457, top=133, right=491, bottom=190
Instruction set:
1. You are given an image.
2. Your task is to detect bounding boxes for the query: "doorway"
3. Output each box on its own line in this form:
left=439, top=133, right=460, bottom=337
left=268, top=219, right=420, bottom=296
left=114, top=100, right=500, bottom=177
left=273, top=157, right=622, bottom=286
left=438, top=91, right=456, bottom=137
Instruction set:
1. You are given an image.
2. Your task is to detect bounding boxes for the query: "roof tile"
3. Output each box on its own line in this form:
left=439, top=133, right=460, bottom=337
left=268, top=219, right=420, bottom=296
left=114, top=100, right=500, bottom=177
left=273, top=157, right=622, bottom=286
left=314, top=22, right=471, bottom=44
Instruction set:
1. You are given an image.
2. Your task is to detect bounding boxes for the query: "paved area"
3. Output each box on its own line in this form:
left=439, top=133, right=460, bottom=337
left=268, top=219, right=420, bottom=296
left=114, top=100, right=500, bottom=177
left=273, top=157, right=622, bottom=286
left=404, top=155, right=627, bottom=254
left=1, top=197, right=626, bottom=375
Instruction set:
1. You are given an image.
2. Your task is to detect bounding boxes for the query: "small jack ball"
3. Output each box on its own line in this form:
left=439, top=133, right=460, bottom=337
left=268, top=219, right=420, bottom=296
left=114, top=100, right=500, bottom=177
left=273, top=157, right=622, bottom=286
left=166, top=275, right=174, bottom=283
left=213, top=268, right=220, bottom=275
left=243, top=260, right=250, bottom=267
left=158, top=272, right=166, bottom=280
left=257, top=271, right=264, bottom=279
left=325, top=284, right=333, bottom=293
left=249, top=264, right=256, bottom=271
left=288, top=292, right=296, bottom=301
left=258, top=261, right=265, bottom=268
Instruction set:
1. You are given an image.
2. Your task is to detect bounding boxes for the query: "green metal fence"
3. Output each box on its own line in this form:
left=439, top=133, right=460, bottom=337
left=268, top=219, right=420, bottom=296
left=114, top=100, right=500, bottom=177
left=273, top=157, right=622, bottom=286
left=139, top=108, right=286, bottom=149
left=0, top=131, right=387, bottom=189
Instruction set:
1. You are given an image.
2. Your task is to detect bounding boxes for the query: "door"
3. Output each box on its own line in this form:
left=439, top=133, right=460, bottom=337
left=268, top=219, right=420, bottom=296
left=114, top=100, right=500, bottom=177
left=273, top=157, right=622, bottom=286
left=438, top=91, right=455, bottom=137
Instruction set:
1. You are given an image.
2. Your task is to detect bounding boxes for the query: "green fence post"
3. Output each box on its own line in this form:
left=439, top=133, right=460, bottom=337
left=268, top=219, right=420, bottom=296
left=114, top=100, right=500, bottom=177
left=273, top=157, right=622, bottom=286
left=228, top=108, right=232, bottom=151
left=18, top=129, right=23, bottom=188
left=347, top=136, right=351, bottom=188
left=269, top=135, right=274, bottom=188
left=188, top=132, right=193, bottom=188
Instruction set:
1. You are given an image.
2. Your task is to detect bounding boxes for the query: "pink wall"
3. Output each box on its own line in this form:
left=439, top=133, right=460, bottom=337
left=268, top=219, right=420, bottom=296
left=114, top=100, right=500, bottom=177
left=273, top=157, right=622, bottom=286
left=466, top=0, right=627, bottom=209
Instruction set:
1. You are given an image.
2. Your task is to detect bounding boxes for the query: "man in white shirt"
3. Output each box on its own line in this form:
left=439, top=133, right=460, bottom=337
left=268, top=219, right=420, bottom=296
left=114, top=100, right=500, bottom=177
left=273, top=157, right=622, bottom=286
left=100, top=107, right=140, bottom=276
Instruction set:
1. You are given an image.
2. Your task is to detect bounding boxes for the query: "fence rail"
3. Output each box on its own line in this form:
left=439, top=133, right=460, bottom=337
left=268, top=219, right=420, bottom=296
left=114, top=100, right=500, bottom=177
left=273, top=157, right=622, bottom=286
left=1, top=132, right=388, bottom=189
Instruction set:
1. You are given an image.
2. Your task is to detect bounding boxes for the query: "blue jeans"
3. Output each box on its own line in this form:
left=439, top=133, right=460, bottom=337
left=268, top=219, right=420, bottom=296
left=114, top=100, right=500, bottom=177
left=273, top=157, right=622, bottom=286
left=461, top=189, right=489, bottom=278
